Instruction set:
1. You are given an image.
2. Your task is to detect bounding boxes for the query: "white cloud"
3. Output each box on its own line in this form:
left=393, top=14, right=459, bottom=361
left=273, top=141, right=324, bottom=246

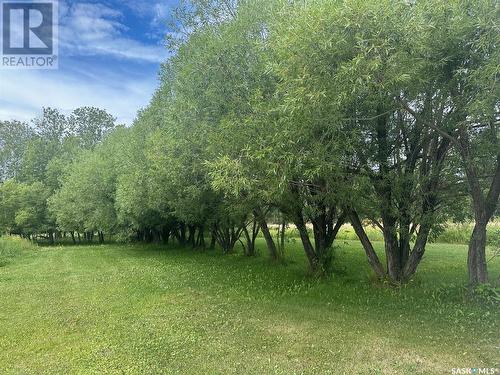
left=0, top=67, right=158, bottom=124
left=152, top=3, right=171, bottom=27
left=0, top=1, right=170, bottom=124
left=59, top=1, right=169, bottom=63
left=0, top=105, right=41, bottom=122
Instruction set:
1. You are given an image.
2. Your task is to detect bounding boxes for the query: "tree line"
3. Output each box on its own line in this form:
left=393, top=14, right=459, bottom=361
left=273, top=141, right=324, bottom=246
left=0, top=0, right=498, bottom=285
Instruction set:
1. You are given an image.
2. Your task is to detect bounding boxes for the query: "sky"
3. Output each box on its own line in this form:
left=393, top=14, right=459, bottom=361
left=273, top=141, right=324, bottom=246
left=0, top=0, right=179, bottom=125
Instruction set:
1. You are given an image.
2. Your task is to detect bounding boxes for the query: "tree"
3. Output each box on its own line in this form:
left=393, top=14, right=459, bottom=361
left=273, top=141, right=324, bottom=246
left=0, top=107, right=117, bottom=241
left=266, top=0, right=464, bottom=281
left=14, top=182, right=52, bottom=241
left=396, top=0, right=499, bottom=284
left=182, top=0, right=285, bottom=259
left=0, top=180, right=23, bottom=235
left=68, top=107, right=117, bottom=150
left=114, top=101, right=173, bottom=243
left=2, top=0, right=495, bottom=288
left=49, top=129, right=123, bottom=243
left=0, top=120, right=33, bottom=182
left=0, top=180, right=52, bottom=241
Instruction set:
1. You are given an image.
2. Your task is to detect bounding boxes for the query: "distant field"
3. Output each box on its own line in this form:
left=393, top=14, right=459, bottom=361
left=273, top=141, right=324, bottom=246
left=0, top=237, right=499, bottom=374
left=267, top=222, right=500, bottom=245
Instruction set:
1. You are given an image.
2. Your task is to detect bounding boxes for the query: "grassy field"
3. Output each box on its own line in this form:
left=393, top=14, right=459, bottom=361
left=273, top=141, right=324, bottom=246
left=274, top=222, right=500, bottom=245
left=0, top=236, right=499, bottom=374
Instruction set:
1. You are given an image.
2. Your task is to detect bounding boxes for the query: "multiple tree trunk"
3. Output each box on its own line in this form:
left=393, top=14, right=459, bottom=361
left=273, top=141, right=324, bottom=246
left=350, top=105, right=453, bottom=283
left=212, top=223, right=244, bottom=254
left=284, top=182, right=346, bottom=274
left=400, top=101, right=499, bottom=285
left=241, top=217, right=260, bottom=256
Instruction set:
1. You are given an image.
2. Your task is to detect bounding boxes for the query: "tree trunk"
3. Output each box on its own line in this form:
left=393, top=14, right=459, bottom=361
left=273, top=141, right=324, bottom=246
left=242, top=219, right=259, bottom=256
left=399, top=218, right=411, bottom=267
left=179, top=223, right=186, bottom=246
left=209, top=230, right=216, bottom=249
left=242, top=226, right=253, bottom=256
left=214, top=224, right=242, bottom=254
left=382, top=220, right=402, bottom=282
left=253, top=208, right=279, bottom=261
left=465, top=160, right=499, bottom=285
left=162, top=226, right=170, bottom=244
left=279, top=220, right=286, bottom=252
left=458, top=134, right=499, bottom=285
left=349, top=210, right=385, bottom=278
left=401, top=221, right=432, bottom=280
left=293, top=209, right=318, bottom=272
left=70, top=231, right=76, bottom=244
left=98, top=231, right=104, bottom=244
left=196, top=225, right=206, bottom=250
left=187, top=225, right=196, bottom=247
left=468, top=220, right=488, bottom=284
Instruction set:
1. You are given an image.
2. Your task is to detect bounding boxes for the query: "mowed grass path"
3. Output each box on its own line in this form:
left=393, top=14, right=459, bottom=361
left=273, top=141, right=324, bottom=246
left=0, top=238, right=498, bottom=374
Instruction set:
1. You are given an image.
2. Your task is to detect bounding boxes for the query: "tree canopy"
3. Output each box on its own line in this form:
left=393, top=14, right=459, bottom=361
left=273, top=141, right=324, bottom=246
left=0, top=0, right=498, bottom=285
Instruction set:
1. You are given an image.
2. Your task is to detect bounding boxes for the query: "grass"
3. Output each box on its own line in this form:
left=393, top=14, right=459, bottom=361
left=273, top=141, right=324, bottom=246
left=0, top=237, right=499, bottom=374
left=0, top=236, right=34, bottom=267
left=273, top=222, right=500, bottom=245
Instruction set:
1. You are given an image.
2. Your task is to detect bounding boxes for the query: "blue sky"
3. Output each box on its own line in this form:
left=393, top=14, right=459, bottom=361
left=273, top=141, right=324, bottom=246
left=0, top=0, right=179, bottom=124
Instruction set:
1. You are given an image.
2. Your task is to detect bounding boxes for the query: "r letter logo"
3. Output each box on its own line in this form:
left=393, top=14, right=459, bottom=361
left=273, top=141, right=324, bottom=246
left=1, top=0, right=58, bottom=69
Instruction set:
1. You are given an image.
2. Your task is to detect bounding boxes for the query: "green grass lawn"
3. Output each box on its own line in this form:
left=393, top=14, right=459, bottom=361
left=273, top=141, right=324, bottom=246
left=0, top=237, right=498, bottom=374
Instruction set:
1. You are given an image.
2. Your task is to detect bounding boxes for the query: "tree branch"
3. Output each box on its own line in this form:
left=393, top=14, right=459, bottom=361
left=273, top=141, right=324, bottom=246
left=397, top=98, right=460, bottom=148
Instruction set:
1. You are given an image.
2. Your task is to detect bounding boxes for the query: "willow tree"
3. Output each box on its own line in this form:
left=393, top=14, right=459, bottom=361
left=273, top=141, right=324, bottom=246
left=266, top=0, right=467, bottom=281
left=150, top=0, right=285, bottom=255
left=0, top=180, right=50, bottom=240
left=396, top=0, right=499, bottom=284
left=191, top=0, right=286, bottom=259
left=68, top=107, right=117, bottom=150
left=113, top=93, right=175, bottom=243
left=49, top=129, right=124, bottom=242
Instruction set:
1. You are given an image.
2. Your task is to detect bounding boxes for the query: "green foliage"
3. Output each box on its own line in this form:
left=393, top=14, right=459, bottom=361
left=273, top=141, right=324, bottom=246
left=0, top=0, right=498, bottom=283
left=0, top=120, right=33, bottom=182
left=0, top=107, right=117, bottom=238
left=13, top=182, right=51, bottom=235
left=0, top=180, right=51, bottom=236
left=49, top=142, right=119, bottom=234
left=68, top=107, right=117, bottom=150
left=336, top=225, right=385, bottom=243
left=431, top=223, right=500, bottom=245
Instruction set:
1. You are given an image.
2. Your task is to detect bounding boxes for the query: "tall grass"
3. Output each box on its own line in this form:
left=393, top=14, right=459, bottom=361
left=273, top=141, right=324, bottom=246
left=336, top=224, right=385, bottom=242
left=265, top=222, right=500, bottom=245
left=0, top=236, right=35, bottom=267
left=432, top=222, right=500, bottom=245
